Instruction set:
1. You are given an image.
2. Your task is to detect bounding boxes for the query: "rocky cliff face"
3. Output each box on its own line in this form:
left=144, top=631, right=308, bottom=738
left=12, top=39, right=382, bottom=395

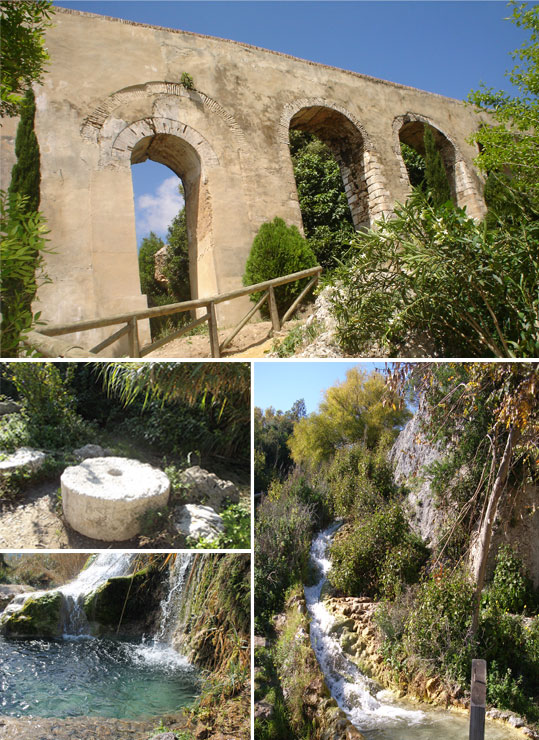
left=389, top=401, right=448, bottom=545
left=390, top=407, right=539, bottom=586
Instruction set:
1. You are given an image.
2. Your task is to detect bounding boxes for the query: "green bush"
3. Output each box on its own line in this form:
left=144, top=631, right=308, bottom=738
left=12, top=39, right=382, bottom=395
left=0, top=191, right=51, bottom=356
left=325, top=439, right=400, bottom=520
left=484, top=545, right=538, bottom=615
left=5, top=363, right=94, bottom=449
left=329, top=188, right=539, bottom=358
left=255, top=481, right=317, bottom=630
left=328, top=503, right=428, bottom=598
left=243, top=217, right=317, bottom=316
left=403, top=568, right=475, bottom=684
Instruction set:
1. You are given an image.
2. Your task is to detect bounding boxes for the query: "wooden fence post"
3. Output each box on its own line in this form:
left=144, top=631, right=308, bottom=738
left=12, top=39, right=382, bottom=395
left=268, top=286, right=280, bottom=332
left=127, top=317, right=140, bottom=357
left=469, top=659, right=486, bottom=740
left=208, top=302, right=221, bottom=358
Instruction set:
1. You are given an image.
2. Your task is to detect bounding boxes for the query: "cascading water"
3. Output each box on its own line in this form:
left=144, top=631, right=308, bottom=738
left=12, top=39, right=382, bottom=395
left=0, top=554, right=199, bottom=720
left=304, top=523, right=523, bottom=740
left=2, top=552, right=137, bottom=637
left=132, top=553, right=197, bottom=670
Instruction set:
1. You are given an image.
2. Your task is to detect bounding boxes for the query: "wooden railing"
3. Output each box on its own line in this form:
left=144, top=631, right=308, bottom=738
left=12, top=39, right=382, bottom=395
left=25, top=266, right=322, bottom=358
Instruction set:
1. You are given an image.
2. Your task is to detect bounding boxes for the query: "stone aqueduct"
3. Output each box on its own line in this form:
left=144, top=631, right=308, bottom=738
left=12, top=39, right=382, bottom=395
left=1, top=8, right=487, bottom=351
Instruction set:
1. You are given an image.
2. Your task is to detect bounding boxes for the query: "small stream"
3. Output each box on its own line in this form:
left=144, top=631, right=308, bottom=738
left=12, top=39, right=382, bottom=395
left=304, top=523, right=523, bottom=740
left=0, top=554, right=199, bottom=720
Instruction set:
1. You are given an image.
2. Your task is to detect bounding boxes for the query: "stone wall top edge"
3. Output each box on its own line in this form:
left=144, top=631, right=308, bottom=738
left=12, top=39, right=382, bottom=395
left=54, top=6, right=466, bottom=107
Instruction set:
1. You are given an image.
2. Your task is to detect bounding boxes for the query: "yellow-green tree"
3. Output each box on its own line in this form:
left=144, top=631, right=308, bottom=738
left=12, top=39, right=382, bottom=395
left=288, top=369, right=410, bottom=469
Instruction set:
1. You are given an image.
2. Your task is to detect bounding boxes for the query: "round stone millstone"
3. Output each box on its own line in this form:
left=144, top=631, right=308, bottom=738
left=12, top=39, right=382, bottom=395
left=61, top=457, right=170, bottom=541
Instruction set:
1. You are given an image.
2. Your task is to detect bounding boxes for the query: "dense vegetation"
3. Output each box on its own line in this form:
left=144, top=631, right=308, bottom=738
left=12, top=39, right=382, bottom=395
left=0, top=2, right=55, bottom=356
left=0, top=362, right=250, bottom=547
left=255, top=364, right=539, bottom=735
left=315, top=6, right=538, bottom=358
left=289, top=130, right=354, bottom=270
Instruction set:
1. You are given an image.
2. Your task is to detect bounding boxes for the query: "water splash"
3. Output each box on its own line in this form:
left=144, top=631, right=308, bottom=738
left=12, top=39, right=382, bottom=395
left=2, top=553, right=136, bottom=637
left=304, top=522, right=425, bottom=732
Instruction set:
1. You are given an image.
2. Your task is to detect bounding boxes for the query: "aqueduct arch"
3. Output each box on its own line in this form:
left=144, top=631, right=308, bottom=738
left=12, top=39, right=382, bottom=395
left=0, top=7, right=489, bottom=353
left=281, top=99, right=393, bottom=231
left=394, top=112, right=486, bottom=218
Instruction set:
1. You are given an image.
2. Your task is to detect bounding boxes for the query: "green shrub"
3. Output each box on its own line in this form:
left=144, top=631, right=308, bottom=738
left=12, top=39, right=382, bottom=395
left=329, top=188, right=539, bottom=358
left=325, top=439, right=400, bottom=520
left=328, top=503, right=428, bottom=598
left=5, top=363, right=94, bottom=449
left=255, top=482, right=316, bottom=630
left=0, top=191, right=51, bottom=356
left=243, top=217, right=317, bottom=316
left=0, top=411, right=31, bottom=451
left=403, top=568, right=474, bottom=684
left=484, top=545, right=538, bottom=615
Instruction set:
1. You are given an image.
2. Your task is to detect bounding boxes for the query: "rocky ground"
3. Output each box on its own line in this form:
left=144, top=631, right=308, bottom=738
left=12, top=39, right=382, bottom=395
left=0, top=714, right=179, bottom=740
left=0, top=463, right=249, bottom=550
left=0, top=704, right=250, bottom=740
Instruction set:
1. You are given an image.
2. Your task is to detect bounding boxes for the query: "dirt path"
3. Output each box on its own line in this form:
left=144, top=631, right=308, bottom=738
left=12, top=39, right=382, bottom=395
left=146, top=318, right=303, bottom=358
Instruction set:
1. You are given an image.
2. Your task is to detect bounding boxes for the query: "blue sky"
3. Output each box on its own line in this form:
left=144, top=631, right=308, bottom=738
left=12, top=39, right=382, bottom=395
left=254, top=360, right=387, bottom=414
left=54, top=1, right=530, bottom=247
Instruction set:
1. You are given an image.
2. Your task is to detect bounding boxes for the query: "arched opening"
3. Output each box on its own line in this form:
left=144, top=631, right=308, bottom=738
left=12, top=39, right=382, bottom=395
left=289, top=105, right=369, bottom=234
left=129, top=132, right=204, bottom=338
left=398, top=118, right=457, bottom=203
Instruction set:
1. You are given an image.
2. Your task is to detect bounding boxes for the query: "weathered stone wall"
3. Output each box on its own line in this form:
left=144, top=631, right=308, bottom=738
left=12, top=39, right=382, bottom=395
left=2, top=8, right=487, bottom=353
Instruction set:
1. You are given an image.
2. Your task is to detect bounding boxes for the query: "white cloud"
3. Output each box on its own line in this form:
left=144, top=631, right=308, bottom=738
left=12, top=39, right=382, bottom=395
left=136, top=175, right=184, bottom=242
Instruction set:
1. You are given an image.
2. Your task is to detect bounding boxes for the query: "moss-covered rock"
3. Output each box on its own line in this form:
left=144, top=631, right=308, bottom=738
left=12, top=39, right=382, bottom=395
left=83, top=566, right=162, bottom=636
left=2, top=591, right=64, bottom=637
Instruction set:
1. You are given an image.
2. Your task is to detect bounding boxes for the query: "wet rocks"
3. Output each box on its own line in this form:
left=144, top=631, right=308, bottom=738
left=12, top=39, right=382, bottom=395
left=0, top=584, right=35, bottom=611
left=1, top=590, right=64, bottom=638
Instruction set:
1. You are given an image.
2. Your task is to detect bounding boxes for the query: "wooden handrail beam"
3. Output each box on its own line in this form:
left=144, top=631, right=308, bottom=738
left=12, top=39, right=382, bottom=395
left=36, top=266, right=322, bottom=337
left=90, top=323, right=130, bottom=354
left=22, top=330, right=99, bottom=357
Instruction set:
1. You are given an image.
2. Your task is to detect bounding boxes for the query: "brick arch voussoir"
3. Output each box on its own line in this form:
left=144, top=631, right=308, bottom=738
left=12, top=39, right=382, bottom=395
left=278, top=97, right=373, bottom=149
left=80, top=80, right=246, bottom=148
left=110, top=117, right=220, bottom=174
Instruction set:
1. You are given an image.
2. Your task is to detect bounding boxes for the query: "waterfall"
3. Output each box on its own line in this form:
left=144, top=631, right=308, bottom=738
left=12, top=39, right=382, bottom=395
left=304, top=523, right=425, bottom=733
left=1, top=553, right=136, bottom=637
left=155, top=553, right=195, bottom=643
left=131, top=553, right=196, bottom=671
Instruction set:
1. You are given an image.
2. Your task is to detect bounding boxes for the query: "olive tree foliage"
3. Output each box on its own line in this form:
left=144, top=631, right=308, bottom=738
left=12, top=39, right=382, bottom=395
left=0, top=0, right=54, bottom=117
left=288, top=369, right=411, bottom=470
left=468, top=3, right=539, bottom=206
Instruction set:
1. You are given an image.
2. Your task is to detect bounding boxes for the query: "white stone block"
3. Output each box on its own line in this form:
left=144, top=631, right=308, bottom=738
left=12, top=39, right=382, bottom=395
left=61, top=457, right=170, bottom=541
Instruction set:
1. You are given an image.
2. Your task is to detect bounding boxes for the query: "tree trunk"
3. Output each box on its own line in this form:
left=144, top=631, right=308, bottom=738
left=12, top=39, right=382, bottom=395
left=470, top=425, right=518, bottom=635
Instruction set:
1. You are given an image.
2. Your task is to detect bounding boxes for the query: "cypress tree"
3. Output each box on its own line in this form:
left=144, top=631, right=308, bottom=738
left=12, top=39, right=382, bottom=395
left=8, top=87, right=40, bottom=212
left=423, top=126, right=451, bottom=207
